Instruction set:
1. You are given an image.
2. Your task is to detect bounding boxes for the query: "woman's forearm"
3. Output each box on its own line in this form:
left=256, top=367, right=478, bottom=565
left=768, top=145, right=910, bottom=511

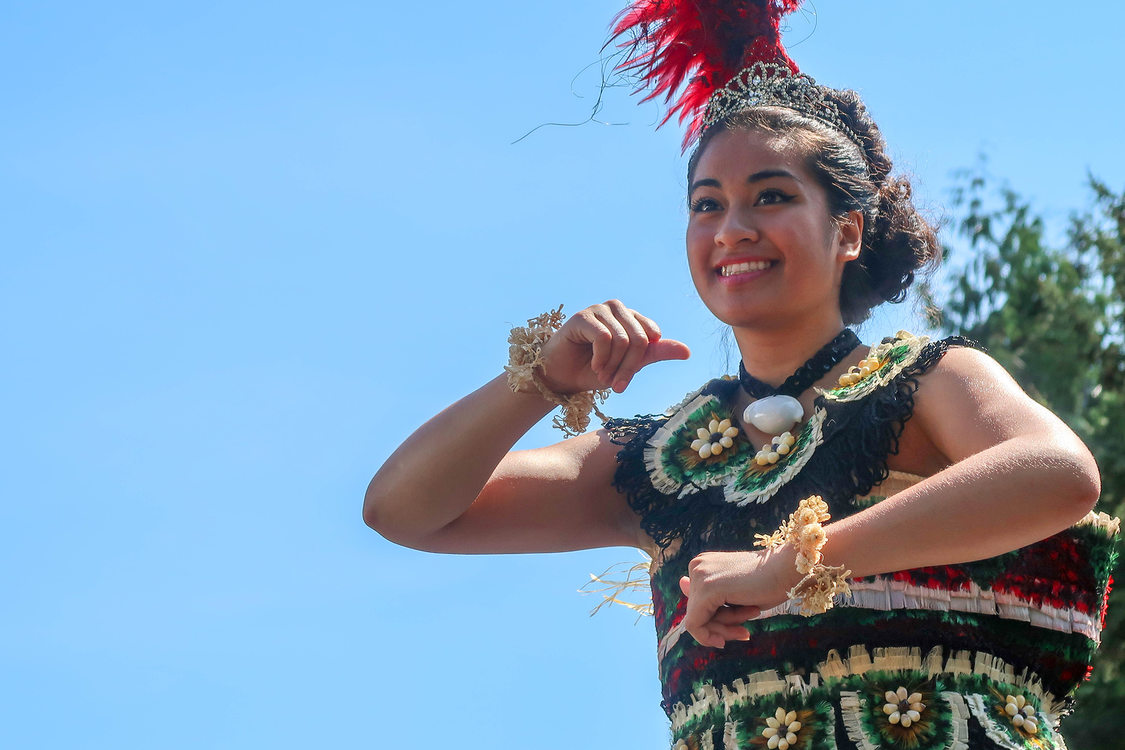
left=822, top=435, right=1101, bottom=578
left=679, top=434, right=1102, bottom=649
left=363, top=374, right=554, bottom=545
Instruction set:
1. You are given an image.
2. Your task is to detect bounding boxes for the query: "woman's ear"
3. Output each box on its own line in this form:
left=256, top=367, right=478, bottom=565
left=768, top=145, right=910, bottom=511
left=836, top=210, right=863, bottom=262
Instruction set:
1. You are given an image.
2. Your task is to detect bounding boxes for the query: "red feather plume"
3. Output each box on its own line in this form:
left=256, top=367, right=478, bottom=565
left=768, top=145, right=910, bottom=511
left=611, top=0, right=803, bottom=147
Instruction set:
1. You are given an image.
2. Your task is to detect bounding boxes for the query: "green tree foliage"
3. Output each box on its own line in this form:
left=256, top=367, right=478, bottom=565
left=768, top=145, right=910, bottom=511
left=924, top=169, right=1125, bottom=747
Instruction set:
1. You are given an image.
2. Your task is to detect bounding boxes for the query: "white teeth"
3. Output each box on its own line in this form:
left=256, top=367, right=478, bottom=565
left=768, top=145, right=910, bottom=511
left=720, top=260, right=771, bottom=276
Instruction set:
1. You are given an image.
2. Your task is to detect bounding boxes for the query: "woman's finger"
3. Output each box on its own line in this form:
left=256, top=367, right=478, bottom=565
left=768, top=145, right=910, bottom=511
left=589, top=305, right=631, bottom=384
left=691, top=620, right=744, bottom=648
left=711, top=622, right=752, bottom=642
left=693, top=607, right=755, bottom=645
left=592, top=302, right=643, bottom=388
left=686, top=596, right=758, bottom=647
left=605, top=302, right=656, bottom=392
left=711, top=605, right=761, bottom=624
left=640, top=338, right=692, bottom=367
left=633, top=312, right=693, bottom=366
left=632, top=311, right=663, bottom=343
left=573, top=309, right=615, bottom=376
left=683, top=586, right=729, bottom=647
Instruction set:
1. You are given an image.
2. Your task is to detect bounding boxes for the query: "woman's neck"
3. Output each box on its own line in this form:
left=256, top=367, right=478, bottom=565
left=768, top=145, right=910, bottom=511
left=732, top=314, right=849, bottom=387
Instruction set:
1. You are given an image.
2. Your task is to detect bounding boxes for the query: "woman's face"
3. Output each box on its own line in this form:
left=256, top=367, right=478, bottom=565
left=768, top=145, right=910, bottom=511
left=686, top=128, right=861, bottom=330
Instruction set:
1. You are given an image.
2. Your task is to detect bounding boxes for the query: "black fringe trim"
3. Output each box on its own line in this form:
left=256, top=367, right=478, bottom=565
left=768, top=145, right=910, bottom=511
left=609, top=337, right=982, bottom=563
left=605, top=414, right=675, bottom=550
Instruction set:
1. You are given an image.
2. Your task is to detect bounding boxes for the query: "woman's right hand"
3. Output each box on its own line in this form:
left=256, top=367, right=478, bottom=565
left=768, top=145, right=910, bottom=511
left=537, top=300, right=691, bottom=394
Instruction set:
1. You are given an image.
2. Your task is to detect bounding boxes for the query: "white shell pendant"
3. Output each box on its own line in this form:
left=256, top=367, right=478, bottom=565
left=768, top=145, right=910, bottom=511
left=742, top=395, right=804, bottom=435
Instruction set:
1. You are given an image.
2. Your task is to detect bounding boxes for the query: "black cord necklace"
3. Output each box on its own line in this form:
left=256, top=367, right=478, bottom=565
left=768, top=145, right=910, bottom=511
left=738, top=329, right=860, bottom=399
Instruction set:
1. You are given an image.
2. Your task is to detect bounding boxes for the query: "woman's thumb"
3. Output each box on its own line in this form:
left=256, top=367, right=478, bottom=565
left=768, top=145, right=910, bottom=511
left=642, top=339, right=691, bottom=367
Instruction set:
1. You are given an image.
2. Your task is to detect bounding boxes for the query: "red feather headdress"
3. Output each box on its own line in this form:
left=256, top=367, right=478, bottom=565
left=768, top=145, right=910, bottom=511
left=611, top=0, right=804, bottom=148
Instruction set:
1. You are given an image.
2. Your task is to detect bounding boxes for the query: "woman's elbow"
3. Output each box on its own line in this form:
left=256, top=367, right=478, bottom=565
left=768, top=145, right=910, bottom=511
left=362, top=478, right=447, bottom=550
left=1052, top=439, right=1102, bottom=522
left=1072, top=455, right=1102, bottom=515
left=362, top=480, right=390, bottom=533
left=362, top=478, right=411, bottom=543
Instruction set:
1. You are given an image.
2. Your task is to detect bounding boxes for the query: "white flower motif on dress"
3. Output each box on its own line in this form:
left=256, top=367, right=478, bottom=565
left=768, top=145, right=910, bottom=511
left=754, top=431, right=796, bottom=466
left=690, top=418, right=740, bottom=459
left=881, top=686, right=925, bottom=728
left=761, top=707, right=802, bottom=750
left=1004, top=694, right=1039, bottom=734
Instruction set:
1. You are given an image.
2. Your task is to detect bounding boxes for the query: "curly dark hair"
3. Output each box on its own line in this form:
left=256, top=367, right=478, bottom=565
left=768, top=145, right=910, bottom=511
left=686, top=92, right=941, bottom=325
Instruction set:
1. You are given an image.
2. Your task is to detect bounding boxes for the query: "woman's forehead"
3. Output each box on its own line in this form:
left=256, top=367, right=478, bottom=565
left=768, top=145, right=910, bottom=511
left=694, top=128, right=810, bottom=182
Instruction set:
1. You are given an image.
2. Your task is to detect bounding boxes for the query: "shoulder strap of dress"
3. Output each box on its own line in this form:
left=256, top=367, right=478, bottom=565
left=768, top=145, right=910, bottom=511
left=814, top=334, right=983, bottom=504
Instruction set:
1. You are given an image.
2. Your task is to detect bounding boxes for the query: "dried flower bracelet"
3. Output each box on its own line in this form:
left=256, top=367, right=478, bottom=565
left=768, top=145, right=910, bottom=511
left=755, top=495, right=852, bottom=616
left=504, top=305, right=609, bottom=438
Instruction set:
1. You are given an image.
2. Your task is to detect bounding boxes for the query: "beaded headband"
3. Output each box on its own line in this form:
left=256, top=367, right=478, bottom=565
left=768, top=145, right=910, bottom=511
left=611, top=0, right=861, bottom=152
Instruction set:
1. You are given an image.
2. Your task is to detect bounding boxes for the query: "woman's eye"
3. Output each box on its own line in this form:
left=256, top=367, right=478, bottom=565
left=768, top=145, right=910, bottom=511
left=689, top=197, right=721, bottom=213
left=756, top=189, right=793, bottom=206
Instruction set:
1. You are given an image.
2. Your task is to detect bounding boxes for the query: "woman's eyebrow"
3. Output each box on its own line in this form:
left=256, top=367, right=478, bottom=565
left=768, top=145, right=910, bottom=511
left=690, top=169, right=800, bottom=195
left=748, top=168, right=799, bottom=183
left=689, top=177, right=721, bottom=194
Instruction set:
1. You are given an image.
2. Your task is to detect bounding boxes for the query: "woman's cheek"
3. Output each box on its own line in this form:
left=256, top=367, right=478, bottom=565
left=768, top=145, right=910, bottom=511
left=685, top=229, right=713, bottom=277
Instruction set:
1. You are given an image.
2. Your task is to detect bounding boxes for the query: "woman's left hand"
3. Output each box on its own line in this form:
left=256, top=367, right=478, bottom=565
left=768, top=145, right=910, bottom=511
left=679, top=547, right=798, bottom=648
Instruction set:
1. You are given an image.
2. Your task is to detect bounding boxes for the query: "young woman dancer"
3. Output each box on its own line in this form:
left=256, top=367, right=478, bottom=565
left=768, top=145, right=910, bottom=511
left=366, top=2, right=1115, bottom=747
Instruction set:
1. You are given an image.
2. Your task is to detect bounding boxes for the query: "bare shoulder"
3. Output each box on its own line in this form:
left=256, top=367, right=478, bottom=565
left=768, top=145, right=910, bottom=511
left=920, top=344, right=1019, bottom=388
left=908, top=344, right=1087, bottom=462
left=916, top=345, right=1037, bottom=421
left=914, top=346, right=1026, bottom=413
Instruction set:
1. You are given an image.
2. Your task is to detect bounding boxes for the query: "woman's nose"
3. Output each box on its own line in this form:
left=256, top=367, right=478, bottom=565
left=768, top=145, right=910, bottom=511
left=715, top=208, right=759, bottom=247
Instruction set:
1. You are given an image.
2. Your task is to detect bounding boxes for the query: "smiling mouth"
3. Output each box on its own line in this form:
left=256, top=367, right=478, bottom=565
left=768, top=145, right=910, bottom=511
left=719, top=260, right=774, bottom=277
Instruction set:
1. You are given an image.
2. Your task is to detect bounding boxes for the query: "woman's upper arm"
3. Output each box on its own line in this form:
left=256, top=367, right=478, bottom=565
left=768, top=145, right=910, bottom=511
left=912, top=346, right=1099, bottom=484
left=408, top=429, right=645, bottom=554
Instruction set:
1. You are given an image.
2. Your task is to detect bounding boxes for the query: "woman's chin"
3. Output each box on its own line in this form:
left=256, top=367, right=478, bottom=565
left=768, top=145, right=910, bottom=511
left=703, top=305, right=776, bottom=330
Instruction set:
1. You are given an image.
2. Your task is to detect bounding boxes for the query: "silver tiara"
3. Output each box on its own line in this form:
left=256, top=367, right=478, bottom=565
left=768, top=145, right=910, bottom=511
left=701, top=61, right=863, bottom=150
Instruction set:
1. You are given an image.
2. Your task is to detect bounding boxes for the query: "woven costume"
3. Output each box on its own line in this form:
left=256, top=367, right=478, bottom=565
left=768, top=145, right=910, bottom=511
left=606, top=333, right=1119, bottom=750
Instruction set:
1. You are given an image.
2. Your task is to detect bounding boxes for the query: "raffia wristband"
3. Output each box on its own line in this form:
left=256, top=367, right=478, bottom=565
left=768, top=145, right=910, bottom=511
left=755, top=495, right=852, bottom=616
left=504, top=306, right=609, bottom=438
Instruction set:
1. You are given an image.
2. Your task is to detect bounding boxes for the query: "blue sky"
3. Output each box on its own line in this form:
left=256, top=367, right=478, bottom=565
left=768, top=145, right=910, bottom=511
left=3, top=2, right=1123, bottom=748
